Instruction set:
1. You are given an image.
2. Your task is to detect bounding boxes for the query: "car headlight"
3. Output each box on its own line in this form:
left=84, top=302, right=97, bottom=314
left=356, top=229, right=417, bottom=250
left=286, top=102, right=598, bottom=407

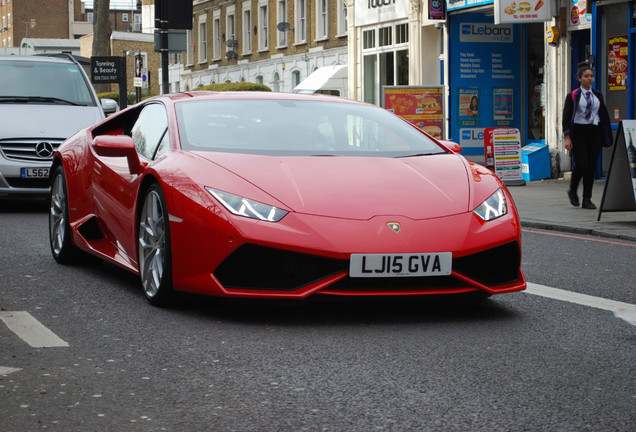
left=206, top=187, right=288, bottom=222
left=473, top=189, right=508, bottom=221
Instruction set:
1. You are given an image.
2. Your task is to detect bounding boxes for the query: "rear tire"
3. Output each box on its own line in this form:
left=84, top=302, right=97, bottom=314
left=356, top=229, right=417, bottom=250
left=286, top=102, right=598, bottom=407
left=49, top=165, right=79, bottom=263
left=138, top=184, right=174, bottom=307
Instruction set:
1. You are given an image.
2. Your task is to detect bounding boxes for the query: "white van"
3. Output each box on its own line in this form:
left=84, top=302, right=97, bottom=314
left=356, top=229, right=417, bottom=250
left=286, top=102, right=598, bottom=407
left=292, top=65, right=348, bottom=98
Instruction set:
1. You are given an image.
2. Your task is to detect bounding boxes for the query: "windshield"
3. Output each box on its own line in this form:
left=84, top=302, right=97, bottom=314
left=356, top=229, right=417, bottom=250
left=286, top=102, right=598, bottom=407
left=0, top=60, right=96, bottom=106
left=176, top=99, right=446, bottom=157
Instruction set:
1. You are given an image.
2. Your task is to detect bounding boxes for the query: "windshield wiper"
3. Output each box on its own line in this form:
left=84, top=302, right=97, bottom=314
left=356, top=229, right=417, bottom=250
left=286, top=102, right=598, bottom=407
left=0, top=96, right=84, bottom=106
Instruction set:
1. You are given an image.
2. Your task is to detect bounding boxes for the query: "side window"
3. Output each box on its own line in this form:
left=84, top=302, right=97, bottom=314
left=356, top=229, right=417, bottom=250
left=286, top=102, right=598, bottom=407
left=131, top=104, right=169, bottom=160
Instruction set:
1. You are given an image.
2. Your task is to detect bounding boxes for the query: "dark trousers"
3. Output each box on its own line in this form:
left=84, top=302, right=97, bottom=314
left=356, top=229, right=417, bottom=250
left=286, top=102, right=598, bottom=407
left=570, top=124, right=601, bottom=199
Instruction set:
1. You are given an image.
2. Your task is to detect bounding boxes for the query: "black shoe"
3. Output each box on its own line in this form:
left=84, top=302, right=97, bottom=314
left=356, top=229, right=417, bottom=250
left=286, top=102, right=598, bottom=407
left=568, top=190, right=580, bottom=207
left=582, top=199, right=596, bottom=209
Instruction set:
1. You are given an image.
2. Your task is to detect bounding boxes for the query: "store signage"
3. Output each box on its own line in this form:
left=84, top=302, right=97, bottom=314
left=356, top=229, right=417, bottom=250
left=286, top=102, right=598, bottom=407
left=597, top=120, right=636, bottom=219
left=90, top=56, right=125, bottom=84
left=484, top=128, right=524, bottom=183
left=568, top=0, right=591, bottom=27
left=459, top=23, right=513, bottom=43
left=608, top=35, right=628, bottom=91
left=354, top=0, right=409, bottom=26
left=446, top=0, right=493, bottom=13
left=383, top=86, right=445, bottom=139
left=429, top=0, right=446, bottom=20
left=494, top=0, right=554, bottom=24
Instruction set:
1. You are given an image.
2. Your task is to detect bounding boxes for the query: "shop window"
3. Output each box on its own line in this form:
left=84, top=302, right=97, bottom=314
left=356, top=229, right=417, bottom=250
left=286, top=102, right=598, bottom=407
left=363, top=30, right=375, bottom=49
left=396, top=24, right=408, bottom=44
left=379, top=27, right=392, bottom=47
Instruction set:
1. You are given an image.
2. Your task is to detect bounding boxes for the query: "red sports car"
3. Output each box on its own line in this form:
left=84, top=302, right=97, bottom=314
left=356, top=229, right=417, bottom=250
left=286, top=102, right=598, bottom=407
left=49, top=92, right=525, bottom=306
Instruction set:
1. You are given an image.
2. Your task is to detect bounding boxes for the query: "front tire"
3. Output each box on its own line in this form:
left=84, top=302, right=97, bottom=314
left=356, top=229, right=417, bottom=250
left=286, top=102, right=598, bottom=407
left=49, top=165, right=78, bottom=263
left=138, top=184, right=174, bottom=306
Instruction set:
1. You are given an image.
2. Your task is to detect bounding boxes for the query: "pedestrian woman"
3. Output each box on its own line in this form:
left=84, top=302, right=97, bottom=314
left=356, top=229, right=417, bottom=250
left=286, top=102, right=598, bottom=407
left=562, top=61, right=613, bottom=209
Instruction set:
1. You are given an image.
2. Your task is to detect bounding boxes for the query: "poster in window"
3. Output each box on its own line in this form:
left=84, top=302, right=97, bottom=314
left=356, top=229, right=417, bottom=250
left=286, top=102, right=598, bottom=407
left=383, top=86, right=445, bottom=139
left=458, top=87, right=480, bottom=126
left=608, top=36, right=628, bottom=91
left=493, top=88, right=514, bottom=123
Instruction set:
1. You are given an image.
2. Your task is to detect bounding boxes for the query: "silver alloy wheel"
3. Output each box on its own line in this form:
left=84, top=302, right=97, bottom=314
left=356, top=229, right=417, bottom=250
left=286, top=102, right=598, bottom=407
left=49, top=172, right=67, bottom=257
left=138, top=190, right=166, bottom=299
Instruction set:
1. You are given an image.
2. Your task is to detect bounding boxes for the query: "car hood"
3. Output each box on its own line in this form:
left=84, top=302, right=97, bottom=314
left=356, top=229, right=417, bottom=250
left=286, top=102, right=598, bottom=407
left=195, top=153, right=473, bottom=220
left=0, top=104, right=103, bottom=139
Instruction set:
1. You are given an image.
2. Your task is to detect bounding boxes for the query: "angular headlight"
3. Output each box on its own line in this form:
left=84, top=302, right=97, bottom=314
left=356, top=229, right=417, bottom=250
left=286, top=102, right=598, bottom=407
left=206, top=188, right=288, bottom=222
left=473, top=189, right=508, bottom=221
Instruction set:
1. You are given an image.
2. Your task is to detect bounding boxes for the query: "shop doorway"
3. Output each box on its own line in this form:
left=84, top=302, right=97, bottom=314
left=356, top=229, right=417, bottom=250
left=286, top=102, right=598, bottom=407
left=526, top=23, right=546, bottom=145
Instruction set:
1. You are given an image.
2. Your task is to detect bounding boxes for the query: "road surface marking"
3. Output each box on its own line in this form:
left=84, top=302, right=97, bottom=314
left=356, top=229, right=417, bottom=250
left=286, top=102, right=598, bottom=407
left=522, top=228, right=636, bottom=247
left=0, top=311, right=69, bottom=348
left=525, top=282, right=636, bottom=312
left=0, top=366, right=22, bottom=375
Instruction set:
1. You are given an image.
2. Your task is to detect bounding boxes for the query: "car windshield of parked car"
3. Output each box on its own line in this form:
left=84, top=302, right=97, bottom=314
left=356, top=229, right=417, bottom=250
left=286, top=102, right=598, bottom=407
left=0, top=60, right=96, bottom=106
left=176, top=99, right=446, bottom=157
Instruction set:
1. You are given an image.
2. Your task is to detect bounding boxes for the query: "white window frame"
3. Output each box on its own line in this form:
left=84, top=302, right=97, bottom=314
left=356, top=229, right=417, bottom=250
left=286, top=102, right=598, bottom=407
left=226, top=7, right=236, bottom=46
left=122, top=13, right=129, bottom=23
left=277, top=0, right=287, bottom=47
left=87, top=13, right=93, bottom=23
left=186, top=29, right=193, bottom=65
left=133, top=14, right=141, bottom=31
left=198, top=15, right=207, bottom=63
left=213, top=10, right=221, bottom=60
left=258, top=1, right=268, bottom=51
left=315, top=0, right=328, bottom=40
left=295, top=0, right=306, bottom=44
left=337, top=0, right=347, bottom=37
left=242, top=1, right=252, bottom=54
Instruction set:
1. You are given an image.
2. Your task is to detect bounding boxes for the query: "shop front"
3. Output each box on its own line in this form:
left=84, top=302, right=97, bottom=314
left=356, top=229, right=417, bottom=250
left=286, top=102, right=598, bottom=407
left=444, top=0, right=552, bottom=168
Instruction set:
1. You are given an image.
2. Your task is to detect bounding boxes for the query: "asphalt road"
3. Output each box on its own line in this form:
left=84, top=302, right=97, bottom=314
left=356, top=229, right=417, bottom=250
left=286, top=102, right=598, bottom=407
left=1, top=201, right=635, bottom=431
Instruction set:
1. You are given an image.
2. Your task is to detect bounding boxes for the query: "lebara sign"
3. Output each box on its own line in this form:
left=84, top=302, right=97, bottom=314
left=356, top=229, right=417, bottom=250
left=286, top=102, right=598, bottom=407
left=460, top=23, right=514, bottom=43
left=354, top=0, right=409, bottom=26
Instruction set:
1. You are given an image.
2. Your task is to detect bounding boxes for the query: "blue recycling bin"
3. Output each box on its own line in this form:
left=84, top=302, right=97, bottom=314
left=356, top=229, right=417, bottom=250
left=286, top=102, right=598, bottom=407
left=521, top=143, right=550, bottom=181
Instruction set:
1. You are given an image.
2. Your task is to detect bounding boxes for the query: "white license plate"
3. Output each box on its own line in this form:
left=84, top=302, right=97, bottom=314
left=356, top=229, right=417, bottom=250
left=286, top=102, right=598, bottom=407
left=21, top=167, right=50, bottom=178
left=349, top=253, right=452, bottom=278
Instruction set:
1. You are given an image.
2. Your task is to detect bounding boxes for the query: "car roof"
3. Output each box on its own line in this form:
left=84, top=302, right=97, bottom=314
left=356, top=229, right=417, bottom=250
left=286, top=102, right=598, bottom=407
left=0, top=54, right=78, bottom=65
left=151, top=91, right=366, bottom=106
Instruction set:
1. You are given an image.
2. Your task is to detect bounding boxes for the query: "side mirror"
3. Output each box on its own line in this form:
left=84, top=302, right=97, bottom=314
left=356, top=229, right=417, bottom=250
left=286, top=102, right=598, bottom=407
left=439, top=140, right=462, bottom=153
left=100, top=98, right=119, bottom=116
left=92, top=135, right=142, bottom=174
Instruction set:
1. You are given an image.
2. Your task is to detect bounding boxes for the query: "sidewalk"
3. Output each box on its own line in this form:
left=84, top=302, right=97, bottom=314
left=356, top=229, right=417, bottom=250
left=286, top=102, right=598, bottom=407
left=507, top=178, right=636, bottom=241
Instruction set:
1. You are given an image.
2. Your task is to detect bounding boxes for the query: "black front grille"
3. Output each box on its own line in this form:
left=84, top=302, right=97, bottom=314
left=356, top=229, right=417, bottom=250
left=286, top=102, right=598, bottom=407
left=453, top=241, right=521, bottom=286
left=214, top=244, right=348, bottom=291
left=327, top=275, right=462, bottom=293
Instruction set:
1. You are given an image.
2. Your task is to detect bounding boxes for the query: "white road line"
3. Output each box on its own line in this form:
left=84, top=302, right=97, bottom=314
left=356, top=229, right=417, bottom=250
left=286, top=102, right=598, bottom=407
left=525, top=282, right=636, bottom=312
left=0, top=311, right=69, bottom=348
left=0, top=366, right=22, bottom=376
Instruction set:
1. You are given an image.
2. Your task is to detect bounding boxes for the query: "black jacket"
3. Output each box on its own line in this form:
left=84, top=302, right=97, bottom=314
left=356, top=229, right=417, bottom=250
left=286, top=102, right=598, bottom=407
left=562, top=88, right=613, bottom=147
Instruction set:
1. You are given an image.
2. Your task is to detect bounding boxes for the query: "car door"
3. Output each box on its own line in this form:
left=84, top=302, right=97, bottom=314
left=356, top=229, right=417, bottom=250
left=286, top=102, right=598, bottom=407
left=91, top=103, right=170, bottom=264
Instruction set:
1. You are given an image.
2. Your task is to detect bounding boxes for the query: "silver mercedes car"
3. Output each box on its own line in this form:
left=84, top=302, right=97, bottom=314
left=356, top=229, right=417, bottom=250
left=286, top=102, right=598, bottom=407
left=0, top=54, right=113, bottom=199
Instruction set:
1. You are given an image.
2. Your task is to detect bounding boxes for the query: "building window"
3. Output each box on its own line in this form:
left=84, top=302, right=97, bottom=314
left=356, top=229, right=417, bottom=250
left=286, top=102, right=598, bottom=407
left=337, top=0, right=347, bottom=36
left=316, top=0, right=327, bottom=39
left=379, top=27, right=392, bottom=47
left=122, top=13, right=128, bottom=23
left=292, top=70, right=301, bottom=87
left=362, top=23, right=410, bottom=106
left=133, top=14, right=141, bottom=32
left=256, top=75, right=263, bottom=84
left=277, top=0, right=287, bottom=46
left=87, top=13, right=93, bottom=23
left=396, top=23, right=408, bottom=44
left=213, top=13, right=221, bottom=60
left=227, top=13, right=236, bottom=44
left=259, top=3, right=268, bottom=50
left=363, top=30, right=375, bottom=49
left=243, top=8, right=252, bottom=53
left=198, top=17, right=207, bottom=63
left=295, top=0, right=306, bottom=43
left=186, top=29, right=193, bottom=64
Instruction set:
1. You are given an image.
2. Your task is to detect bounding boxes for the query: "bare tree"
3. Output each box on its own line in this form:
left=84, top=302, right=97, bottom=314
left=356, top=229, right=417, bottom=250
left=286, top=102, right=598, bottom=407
left=92, top=0, right=112, bottom=57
